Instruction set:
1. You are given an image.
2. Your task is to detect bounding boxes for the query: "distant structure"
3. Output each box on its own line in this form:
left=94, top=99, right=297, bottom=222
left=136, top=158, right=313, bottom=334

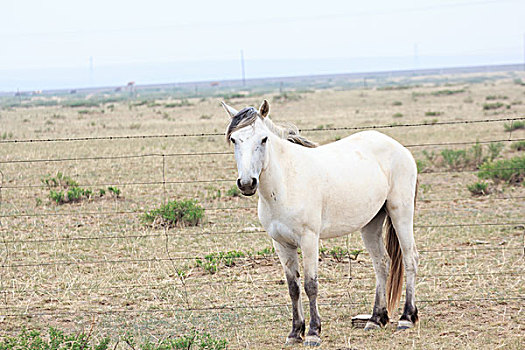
left=127, top=81, right=135, bottom=96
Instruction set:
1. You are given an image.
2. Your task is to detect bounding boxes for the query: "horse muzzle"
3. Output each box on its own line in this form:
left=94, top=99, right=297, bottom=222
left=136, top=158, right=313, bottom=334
left=237, top=177, right=258, bottom=196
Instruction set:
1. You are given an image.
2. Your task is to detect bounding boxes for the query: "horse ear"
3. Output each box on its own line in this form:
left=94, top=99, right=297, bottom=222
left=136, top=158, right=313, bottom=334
left=259, top=99, right=270, bottom=118
left=220, top=101, right=238, bottom=118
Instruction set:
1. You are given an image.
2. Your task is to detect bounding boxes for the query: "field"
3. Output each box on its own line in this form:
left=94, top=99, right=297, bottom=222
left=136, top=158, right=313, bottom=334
left=0, top=71, right=524, bottom=349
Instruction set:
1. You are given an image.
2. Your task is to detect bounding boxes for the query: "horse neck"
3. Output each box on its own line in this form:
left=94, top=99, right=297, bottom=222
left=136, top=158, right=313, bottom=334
left=258, top=135, right=289, bottom=201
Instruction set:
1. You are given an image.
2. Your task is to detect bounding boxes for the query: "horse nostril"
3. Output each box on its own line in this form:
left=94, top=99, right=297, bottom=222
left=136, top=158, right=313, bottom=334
left=251, top=178, right=257, bottom=187
left=236, top=178, right=242, bottom=188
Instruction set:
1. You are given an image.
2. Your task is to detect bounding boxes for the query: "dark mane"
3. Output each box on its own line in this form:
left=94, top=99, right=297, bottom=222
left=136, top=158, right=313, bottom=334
left=226, top=106, right=317, bottom=148
left=226, top=107, right=259, bottom=141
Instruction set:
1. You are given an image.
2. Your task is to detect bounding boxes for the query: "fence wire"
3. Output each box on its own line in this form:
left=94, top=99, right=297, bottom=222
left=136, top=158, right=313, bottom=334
left=0, top=116, right=523, bottom=144
left=1, top=296, right=523, bottom=319
left=1, top=138, right=524, bottom=165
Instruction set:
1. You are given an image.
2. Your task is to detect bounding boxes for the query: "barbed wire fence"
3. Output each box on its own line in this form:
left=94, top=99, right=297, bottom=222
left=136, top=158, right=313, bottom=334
left=0, top=116, right=524, bottom=338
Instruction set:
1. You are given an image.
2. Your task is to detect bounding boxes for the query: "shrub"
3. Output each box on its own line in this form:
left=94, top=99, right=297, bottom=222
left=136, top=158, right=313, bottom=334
left=1, top=328, right=227, bottom=350
left=503, top=121, right=525, bottom=132
left=510, top=141, right=525, bottom=151
left=125, top=330, right=226, bottom=350
left=107, top=186, right=121, bottom=197
left=256, top=246, right=275, bottom=256
left=416, top=159, right=428, bottom=173
left=467, top=182, right=490, bottom=196
left=423, top=118, right=439, bottom=125
left=42, top=172, right=78, bottom=188
left=165, top=99, right=192, bottom=108
left=42, top=173, right=119, bottom=204
left=487, top=142, right=504, bottom=161
left=377, top=85, right=412, bottom=91
left=425, top=111, right=442, bottom=116
left=477, top=155, right=525, bottom=184
left=49, top=190, right=65, bottom=204
left=392, top=112, right=403, bottom=118
left=427, top=143, right=504, bottom=170
left=319, top=247, right=363, bottom=262
left=0, top=328, right=110, bottom=350
left=483, top=102, right=504, bottom=110
left=64, top=100, right=100, bottom=108
left=431, top=89, right=465, bottom=96
left=219, top=92, right=245, bottom=99
left=132, top=100, right=148, bottom=106
left=441, top=149, right=467, bottom=169
left=392, top=101, right=402, bottom=106
left=486, top=95, right=508, bottom=100
left=143, top=199, right=204, bottom=227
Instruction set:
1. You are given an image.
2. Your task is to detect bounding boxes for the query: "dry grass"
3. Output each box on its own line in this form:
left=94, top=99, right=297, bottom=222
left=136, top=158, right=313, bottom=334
left=0, top=71, right=524, bottom=349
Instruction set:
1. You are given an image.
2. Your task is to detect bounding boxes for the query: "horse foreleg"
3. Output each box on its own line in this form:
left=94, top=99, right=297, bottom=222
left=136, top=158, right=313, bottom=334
left=360, top=209, right=390, bottom=330
left=273, top=240, right=305, bottom=344
left=301, top=233, right=321, bottom=347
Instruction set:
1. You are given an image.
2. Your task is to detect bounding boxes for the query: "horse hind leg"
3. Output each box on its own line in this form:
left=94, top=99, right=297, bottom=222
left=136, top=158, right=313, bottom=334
left=360, top=207, right=390, bottom=330
left=386, top=186, right=419, bottom=330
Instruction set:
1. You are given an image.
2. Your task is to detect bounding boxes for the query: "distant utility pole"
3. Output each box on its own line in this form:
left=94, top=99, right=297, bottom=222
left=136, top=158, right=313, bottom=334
left=240, top=50, right=246, bottom=87
left=89, top=56, right=94, bottom=85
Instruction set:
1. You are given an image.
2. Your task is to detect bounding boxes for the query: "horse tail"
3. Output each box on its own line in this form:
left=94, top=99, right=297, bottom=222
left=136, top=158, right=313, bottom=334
left=385, top=216, right=403, bottom=316
left=385, top=178, right=418, bottom=316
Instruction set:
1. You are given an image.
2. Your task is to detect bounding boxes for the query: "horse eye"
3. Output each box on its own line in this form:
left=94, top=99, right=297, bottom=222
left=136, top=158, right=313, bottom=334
left=261, top=137, right=268, bottom=144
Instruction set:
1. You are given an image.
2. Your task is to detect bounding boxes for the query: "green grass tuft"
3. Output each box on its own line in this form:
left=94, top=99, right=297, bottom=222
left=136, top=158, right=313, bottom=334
left=0, top=328, right=110, bottom=350
left=483, top=102, right=504, bottom=110
left=143, top=199, right=204, bottom=228
left=196, top=250, right=245, bottom=274
left=431, top=89, right=465, bottom=96
left=503, top=121, right=525, bottom=132
left=510, top=140, right=525, bottom=151
left=226, top=185, right=241, bottom=197
left=0, top=328, right=226, bottom=350
left=467, top=182, right=490, bottom=196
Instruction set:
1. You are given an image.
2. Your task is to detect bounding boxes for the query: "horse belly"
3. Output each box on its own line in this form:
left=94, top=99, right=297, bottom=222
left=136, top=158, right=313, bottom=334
left=318, top=162, right=389, bottom=239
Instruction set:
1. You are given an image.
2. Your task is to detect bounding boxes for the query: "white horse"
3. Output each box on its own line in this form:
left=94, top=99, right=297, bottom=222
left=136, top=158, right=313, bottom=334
left=222, top=100, right=419, bottom=347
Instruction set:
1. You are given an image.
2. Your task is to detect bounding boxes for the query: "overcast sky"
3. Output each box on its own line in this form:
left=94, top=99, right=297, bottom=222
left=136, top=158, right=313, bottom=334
left=1, top=0, right=524, bottom=90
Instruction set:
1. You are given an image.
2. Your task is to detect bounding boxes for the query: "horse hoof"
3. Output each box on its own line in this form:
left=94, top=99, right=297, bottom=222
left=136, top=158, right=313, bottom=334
left=397, top=320, right=414, bottom=330
left=303, top=335, right=321, bottom=347
left=285, top=337, right=303, bottom=345
left=364, top=321, right=381, bottom=331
